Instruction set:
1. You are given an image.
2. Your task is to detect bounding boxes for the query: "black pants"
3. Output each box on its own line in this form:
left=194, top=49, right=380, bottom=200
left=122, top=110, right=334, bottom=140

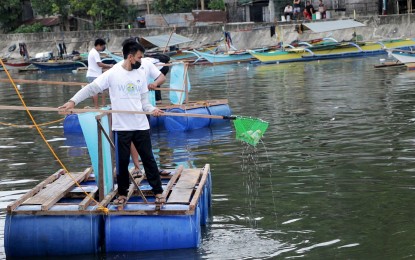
left=114, top=130, right=163, bottom=196
left=155, top=66, right=169, bottom=102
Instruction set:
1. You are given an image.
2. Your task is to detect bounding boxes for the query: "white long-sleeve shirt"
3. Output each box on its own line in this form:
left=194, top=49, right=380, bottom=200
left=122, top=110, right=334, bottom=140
left=70, top=61, right=161, bottom=131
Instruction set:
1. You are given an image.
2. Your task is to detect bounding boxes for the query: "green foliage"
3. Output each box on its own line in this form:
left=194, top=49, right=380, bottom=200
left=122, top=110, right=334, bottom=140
left=14, top=23, right=45, bottom=33
left=31, top=0, right=131, bottom=30
left=208, top=0, right=225, bottom=10
left=153, top=0, right=195, bottom=13
left=0, top=0, right=22, bottom=32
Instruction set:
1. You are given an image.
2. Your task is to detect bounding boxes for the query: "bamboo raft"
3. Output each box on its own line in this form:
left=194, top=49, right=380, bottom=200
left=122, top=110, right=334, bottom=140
left=6, top=165, right=210, bottom=215
left=5, top=164, right=211, bottom=256
left=5, top=109, right=212, bottom=257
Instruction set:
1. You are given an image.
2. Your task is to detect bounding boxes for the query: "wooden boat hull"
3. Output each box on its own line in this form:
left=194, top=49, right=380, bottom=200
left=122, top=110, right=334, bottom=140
left=32, top=61, right=86, bottom=71
left=250, top=39, right=415, bottom=63
left=3, top=61, right=31, bottom=70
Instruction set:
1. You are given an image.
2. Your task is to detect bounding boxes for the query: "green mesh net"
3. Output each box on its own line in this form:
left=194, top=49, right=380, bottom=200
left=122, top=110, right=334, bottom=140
left=233, top=117, right=269, bottom=146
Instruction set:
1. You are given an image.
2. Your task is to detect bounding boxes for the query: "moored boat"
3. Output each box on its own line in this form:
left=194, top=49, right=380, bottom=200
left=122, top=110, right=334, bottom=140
left=192, top=49, right=254, bottom=64
left=31, top=60, right=87, bottom=71
left=389, top=49, right=415, bottom=63
left=249, top=20, right=415, bottom=64
left=2, top=60, right=32, bottom=70
left=250, top=38, right=415, bottom=63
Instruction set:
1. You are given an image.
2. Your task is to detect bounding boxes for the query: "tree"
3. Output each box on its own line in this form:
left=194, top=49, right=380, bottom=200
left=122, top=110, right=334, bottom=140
left=31, top=0, right=72, bottom=31
left=32, top=0, right=132, bottom=30
left=0, top=0, right=22, bottom=33
left=153, top=0, right=196, bottom=13
left=208, top=0, right=225, bottom=10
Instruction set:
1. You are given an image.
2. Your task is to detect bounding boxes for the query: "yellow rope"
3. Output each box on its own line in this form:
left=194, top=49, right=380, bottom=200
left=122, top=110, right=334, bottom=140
left=0, top=118, right=65, bottom=128
left=0, top=60, right=108, bottom=214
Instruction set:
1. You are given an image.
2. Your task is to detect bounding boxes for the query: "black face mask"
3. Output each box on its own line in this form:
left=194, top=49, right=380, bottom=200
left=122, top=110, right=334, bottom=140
left=102, top=46, right=106, bottom=51
left=131, top=61, right=141, bottom=70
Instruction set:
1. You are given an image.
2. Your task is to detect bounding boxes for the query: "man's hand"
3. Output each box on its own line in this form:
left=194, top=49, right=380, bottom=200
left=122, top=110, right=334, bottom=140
left=58, top=100, right=75, bottom=112
left=148, top=83, right=157, bottom=90
left=152, top=108, right=164, bottom=117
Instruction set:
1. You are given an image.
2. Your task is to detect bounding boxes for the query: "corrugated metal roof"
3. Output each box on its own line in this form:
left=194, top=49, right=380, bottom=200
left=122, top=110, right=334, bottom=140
left=142, top=33, right=193, bottom=47
left=303, top=20, right=366, bottom=33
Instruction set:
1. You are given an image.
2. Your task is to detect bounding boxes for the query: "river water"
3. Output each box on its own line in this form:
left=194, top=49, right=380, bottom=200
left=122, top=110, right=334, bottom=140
left=1, top=56, right=415, bottom=259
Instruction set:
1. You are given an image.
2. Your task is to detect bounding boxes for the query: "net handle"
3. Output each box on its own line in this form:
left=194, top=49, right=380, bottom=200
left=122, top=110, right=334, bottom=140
left=0, top=105, right=237, bottom=120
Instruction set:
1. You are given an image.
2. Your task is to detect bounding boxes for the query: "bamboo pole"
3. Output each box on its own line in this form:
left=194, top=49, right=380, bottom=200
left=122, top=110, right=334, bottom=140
left=163, top=26, right=176, bottom=53
left=0, top=78, right=85, bottom=86
left=184, top=63, right=189, bottom=104
left=0, top=78, right=184, bottom=92
left=0, top=105, right=234, bottom=120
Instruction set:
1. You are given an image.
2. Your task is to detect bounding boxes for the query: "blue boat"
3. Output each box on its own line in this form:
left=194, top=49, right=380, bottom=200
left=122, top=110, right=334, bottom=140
left=31, top=60, right=87, bottom=71
left=192, top=49, right=254, bottom=64
left=5, top=111, right=212, bottom=257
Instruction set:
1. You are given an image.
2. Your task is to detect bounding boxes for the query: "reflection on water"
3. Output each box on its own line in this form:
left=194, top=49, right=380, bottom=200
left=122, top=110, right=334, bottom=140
left=1, top=56, right=415, bottom=259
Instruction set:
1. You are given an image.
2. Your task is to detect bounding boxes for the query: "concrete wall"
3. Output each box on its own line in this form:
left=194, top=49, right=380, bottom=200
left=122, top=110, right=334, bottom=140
left=1, top=14, right=414, bottom=59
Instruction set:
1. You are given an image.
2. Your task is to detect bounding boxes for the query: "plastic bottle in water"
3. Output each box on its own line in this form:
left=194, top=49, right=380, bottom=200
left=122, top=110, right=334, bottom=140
left=250, top=129, right=262, bottom=144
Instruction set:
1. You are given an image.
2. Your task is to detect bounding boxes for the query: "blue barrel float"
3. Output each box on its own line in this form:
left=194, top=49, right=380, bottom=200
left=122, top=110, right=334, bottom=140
left=105, top=205, right=201, bottom=252
left=63, top=113, right=83, bottom=134
left=164, top=104, right=231, bottom=131
left=5, top=209, right=102, bottom=257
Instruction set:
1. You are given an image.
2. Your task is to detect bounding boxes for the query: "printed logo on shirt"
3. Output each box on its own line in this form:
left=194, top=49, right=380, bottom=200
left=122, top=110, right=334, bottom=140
left=117, top=80, right=142, bottom=96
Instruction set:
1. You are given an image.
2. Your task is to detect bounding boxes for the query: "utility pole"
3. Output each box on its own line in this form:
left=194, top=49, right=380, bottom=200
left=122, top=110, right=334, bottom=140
left=201, top=0, right=205, bottom=10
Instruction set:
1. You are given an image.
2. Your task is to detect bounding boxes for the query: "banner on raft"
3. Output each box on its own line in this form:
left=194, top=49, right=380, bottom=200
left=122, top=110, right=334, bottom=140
left=169, top=63, right=191, bottom=105
left=78, top=112, right=113, bottom=196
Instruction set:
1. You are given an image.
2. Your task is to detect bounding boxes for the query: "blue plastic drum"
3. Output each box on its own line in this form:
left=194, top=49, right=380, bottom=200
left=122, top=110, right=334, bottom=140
left=105, top=205, right=201, bottom=252
left=164, top=107, right=210, bottom=131
left=63, top=114, right=83, bottom=134
left=207, top=104, right=232, bottom=125
left=5, top=214, right=102, bottom=257
left=149, top=115, right=166, bottom=128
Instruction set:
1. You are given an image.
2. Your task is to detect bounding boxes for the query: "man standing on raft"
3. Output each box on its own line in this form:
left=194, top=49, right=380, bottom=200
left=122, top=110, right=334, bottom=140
left=59, top=41, right=166, bottom=205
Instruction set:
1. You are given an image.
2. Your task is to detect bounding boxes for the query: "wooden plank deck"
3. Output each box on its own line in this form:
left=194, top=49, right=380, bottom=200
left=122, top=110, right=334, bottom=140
left=167, top=169, right=201, bottom=204
left=9, top=164, right=210, bottom=216
left=22, top=169, right=91, bottom=211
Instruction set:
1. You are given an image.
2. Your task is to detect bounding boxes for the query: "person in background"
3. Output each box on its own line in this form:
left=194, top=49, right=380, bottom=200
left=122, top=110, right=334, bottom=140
left=86, top=38, right=113, bottom=108
left=304, top=1, right=315, bottom=20
left=318, top=0, right=327, bottom=18
left=59, top=41, right=166, bottom=205
left=145, top=53, right=170, bottom=105
left=293, top=0, right=302, bottom=20
left=284, top=3, right=294, bottom=21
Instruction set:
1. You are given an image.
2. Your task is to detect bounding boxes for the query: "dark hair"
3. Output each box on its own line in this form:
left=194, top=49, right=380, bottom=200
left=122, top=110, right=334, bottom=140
left=94, top=38, right=106, bottom=46
left=122, top=37, right=140, bottom=47
left=122, top=40, right=145, bottom=59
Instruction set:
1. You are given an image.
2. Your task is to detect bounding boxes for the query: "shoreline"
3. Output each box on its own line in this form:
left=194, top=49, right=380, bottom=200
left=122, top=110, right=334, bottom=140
left=0, top=14, right=414, bottom=59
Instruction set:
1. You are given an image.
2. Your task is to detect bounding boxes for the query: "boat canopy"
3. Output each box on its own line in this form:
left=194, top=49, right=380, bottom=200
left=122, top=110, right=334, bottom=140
left=302, top=20, right=366, bottom=33
left=141, top=33, right=193, bottom=47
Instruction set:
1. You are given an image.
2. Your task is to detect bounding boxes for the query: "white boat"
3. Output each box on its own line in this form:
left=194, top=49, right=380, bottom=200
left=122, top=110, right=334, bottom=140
left=389, top=50, right=415, bottom=63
